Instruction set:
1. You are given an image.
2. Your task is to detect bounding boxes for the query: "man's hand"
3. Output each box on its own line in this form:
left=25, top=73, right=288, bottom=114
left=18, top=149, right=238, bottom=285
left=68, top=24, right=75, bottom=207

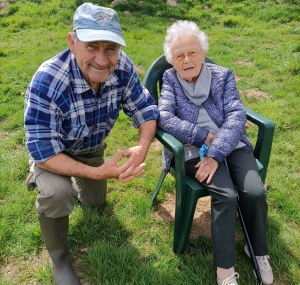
left=114, top=119, right=156, bottom=182
left=117, top=146, right=146, bottom=182
left=195, top=156, right=218, bottom=184
left=94, top=148, right=144, bottom=182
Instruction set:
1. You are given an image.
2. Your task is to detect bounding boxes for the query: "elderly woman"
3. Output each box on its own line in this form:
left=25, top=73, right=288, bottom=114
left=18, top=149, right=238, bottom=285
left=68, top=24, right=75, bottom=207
left=158, top=20, right=273, bottom=285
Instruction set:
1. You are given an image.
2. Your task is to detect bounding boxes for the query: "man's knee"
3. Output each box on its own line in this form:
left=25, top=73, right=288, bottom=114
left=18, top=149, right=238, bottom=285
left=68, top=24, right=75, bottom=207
left=35, top=166, right=74, bottom=217
left=74, top=177, right=107, bottom=207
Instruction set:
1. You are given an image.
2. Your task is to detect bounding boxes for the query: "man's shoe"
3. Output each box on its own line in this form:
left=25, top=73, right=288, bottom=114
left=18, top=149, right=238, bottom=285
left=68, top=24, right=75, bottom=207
left=25, top=172, right=36, bottom=190
left=244, top=245, right=273, bottom=284
left=217, top=272, right=239, bottom=285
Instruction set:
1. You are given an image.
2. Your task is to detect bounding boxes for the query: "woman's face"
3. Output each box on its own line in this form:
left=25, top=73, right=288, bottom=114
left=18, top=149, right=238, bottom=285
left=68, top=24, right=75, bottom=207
left=171, top=34, right=206, bottom=83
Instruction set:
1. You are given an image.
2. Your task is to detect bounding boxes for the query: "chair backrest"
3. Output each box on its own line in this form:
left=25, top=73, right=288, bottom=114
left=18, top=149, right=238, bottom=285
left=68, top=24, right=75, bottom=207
left=143, top=54, right=215, bottom=105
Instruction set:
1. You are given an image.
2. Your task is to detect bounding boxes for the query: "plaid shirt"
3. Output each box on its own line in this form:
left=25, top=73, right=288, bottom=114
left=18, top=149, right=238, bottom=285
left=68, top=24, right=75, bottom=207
left=24, top=49, right=158, bottom=163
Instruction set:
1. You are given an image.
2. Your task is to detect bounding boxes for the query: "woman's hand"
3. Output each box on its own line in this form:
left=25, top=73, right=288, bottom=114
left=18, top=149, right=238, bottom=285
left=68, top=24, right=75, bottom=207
left=204, top=133, right=215, bottom=146
left=195, top=156, right=218, bottom=184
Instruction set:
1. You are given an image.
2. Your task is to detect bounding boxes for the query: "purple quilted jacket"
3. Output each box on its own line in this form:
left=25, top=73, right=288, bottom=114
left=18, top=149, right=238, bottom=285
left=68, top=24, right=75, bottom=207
left=158, top=63, right=253, bottom=171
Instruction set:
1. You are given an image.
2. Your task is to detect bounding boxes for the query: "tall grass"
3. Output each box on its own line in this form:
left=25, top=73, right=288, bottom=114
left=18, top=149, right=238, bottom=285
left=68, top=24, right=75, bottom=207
left=0, top=0, right=299, bottom=284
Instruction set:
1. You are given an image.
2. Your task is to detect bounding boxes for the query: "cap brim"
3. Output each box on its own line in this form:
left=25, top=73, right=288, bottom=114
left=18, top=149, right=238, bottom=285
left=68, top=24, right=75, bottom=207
left=76, top=29, right=126, bottom=47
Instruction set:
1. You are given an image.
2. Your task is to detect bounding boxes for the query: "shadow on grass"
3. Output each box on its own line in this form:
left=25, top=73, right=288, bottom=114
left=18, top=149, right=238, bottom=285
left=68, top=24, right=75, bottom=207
left=69, top=202, right=171, bottom=285
left=69, top=197, right=218, bottom=285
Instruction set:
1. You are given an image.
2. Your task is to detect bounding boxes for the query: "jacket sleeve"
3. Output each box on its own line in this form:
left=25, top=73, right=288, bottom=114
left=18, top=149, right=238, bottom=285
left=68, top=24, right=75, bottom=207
left=206, top=69, right=247, bottom=162
left=158, top=70, right=209, bottom=147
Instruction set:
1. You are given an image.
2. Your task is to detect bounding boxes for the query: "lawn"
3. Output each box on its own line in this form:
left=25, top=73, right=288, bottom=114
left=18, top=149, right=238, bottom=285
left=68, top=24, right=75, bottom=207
left=0, top=0, right=299, bottom=284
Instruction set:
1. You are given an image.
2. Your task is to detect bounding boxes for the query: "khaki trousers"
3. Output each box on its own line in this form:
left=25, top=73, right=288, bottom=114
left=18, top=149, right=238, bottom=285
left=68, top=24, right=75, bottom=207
left=33, top=143, right=107, bottom=218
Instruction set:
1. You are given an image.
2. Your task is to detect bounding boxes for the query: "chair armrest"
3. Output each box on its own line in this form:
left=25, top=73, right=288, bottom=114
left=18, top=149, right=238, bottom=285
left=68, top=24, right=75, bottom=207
left=246, top=107, right=275, bottom=183
left=155, top=128, right=184, bottom=159
left=155, top=128, right=188, bottom=215
left=155, top=128, right=187, bottom=179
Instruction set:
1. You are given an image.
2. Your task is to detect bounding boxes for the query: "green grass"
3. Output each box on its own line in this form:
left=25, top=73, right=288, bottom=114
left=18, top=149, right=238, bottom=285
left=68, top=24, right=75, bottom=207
left=0, top=0, right=300, bottom=284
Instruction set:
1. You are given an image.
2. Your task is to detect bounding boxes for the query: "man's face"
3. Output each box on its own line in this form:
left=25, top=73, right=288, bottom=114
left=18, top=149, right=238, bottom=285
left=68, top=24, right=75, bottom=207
left=68, top=33, right=119, bottom=91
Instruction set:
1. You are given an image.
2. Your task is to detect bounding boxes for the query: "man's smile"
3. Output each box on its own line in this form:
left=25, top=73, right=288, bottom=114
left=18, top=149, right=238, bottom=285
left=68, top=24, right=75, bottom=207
left=90, top=64, right=108, bottom=70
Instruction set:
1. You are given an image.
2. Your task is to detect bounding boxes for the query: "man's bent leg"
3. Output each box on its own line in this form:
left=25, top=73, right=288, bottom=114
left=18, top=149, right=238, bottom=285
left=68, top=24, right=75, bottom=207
left=34, top=165, right=80, bottom=285
left=34, top=165, right=74, bottom=218
left=71, top=143, right=107, bottom=207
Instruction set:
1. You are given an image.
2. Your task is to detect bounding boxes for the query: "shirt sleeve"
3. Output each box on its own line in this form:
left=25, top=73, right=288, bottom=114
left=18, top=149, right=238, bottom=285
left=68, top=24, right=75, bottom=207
left=206, top=69, right=247, bottom=162
left=24, top=71, right=65, bottom=163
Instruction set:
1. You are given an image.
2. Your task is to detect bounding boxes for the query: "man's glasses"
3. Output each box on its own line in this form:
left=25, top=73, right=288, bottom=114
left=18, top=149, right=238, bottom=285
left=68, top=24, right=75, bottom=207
left=173, top=50, right=201, bottom=62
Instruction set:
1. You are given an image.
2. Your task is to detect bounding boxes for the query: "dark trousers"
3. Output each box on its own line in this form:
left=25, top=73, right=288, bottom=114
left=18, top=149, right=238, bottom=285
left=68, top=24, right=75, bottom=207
left=185, top=146, right=268, bottom=269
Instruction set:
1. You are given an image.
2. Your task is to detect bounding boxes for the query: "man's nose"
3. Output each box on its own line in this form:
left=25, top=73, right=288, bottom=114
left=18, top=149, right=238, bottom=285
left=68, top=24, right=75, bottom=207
left=95, top=51, right=109, bottom=65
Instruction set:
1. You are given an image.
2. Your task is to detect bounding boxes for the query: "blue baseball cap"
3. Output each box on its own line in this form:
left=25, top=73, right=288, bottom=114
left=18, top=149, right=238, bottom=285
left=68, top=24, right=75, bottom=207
left=73, top=3, right=126, bottom=47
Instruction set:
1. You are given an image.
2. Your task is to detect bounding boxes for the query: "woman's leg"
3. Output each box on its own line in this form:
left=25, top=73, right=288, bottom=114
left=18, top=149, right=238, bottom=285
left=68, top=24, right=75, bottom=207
left=186, top=158, right=238, bottom=269
left=226, top=146, right=268, bottom=256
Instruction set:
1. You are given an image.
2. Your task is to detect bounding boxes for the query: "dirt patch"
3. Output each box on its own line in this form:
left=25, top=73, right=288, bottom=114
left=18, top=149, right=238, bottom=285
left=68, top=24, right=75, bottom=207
left=203, top=5, right=212, bottom=11
left=110, top=0, right=128, bottom=5
left=166, top=0, right=178, bottom=6
left=235, top=75, right=242, bottom=82
left=135, top=64, right=145, bottom=74
left=243, top=88, right=269, bottom=100
left=234, top=60, right=254, bottom=67
left=150, top=139, right=163, bottom=151
left=245, top=120, right=253, bottom=129
left=154, top=193, right=212, bottom=239
left=110, top=0, right=177, bottom=6
left=0, top=250, right=48, bottom=284
left=73, top=247, right=91, bottom=285
left=0, top=1, right=10, bottom=11
left=0, top=248, right=91, bottom=285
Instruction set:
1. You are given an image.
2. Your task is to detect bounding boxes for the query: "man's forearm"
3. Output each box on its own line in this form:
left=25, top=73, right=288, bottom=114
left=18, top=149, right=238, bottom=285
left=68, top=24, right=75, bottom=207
left=36, top=153, right=100, bottom=179
left=137, top=120, right=157, bottom=161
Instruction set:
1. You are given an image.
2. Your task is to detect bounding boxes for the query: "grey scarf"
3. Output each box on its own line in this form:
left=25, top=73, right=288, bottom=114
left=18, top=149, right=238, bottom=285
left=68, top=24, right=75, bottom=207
left=177, top=62, right=212, bottom=106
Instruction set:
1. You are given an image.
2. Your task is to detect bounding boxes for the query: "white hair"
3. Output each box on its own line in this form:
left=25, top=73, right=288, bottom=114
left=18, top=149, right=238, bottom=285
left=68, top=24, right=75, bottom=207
left=163, top=20, right=209, bottom=64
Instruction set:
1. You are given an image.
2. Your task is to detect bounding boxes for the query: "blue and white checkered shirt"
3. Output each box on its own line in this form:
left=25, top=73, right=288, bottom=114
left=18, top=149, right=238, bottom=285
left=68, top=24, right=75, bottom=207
left=24, top=49, right=158, bottom=163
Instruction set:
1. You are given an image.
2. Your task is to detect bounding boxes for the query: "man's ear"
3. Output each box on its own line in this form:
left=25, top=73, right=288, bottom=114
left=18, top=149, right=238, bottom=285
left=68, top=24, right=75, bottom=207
left=67, top=32, right=76, bottom=54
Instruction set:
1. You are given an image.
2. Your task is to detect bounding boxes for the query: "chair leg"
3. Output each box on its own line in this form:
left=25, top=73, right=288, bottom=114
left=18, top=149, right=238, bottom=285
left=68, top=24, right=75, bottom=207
left=173, top=190, right=199, bottom=253
left=150, top=170, right=167, bottom=204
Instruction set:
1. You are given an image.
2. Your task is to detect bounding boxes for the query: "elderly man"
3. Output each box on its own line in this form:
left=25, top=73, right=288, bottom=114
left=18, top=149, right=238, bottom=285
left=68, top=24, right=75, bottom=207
left=24, top=3, right=158, bottom=284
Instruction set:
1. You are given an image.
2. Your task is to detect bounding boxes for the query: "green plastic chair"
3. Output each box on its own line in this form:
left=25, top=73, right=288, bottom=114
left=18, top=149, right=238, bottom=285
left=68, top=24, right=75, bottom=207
left=143, top=55, right=275, bottom=253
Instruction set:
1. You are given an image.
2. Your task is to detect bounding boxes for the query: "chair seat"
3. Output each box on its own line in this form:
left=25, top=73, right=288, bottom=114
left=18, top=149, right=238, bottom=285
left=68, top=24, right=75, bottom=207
left=169, top=159, right=264, bottom=253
